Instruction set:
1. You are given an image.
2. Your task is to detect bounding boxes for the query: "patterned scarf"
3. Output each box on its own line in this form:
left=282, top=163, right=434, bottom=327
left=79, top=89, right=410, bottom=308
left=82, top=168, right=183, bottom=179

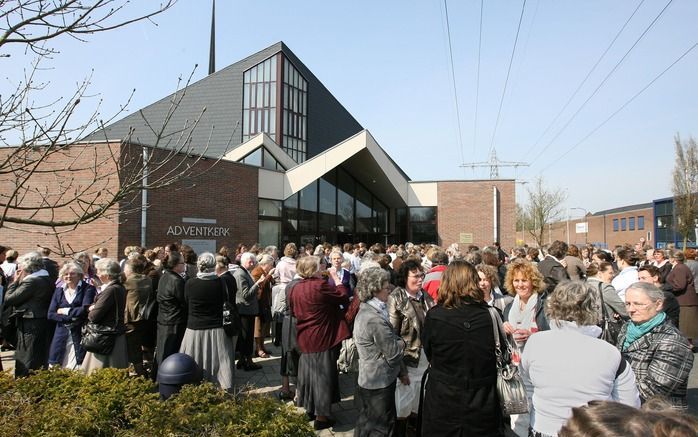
left=623, top=311, right=666, bottom=351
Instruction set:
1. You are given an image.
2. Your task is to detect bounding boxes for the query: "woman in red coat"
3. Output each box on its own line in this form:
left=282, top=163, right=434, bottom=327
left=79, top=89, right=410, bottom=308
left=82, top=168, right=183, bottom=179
left=288, top=255, right=349, bottom=431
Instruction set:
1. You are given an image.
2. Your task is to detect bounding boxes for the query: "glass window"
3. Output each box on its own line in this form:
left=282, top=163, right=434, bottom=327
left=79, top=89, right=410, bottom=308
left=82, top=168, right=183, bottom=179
left=356, top=184, right=372, bottom=233
left=298, top=181, right=317, bottom=234
left=613, top=218, right=619, bottom=232
left=374, top=200, right=388, bottom=233
left=638, top=216, right=645, bottom=230
left=283, top=192, right=299, bottom=235
left=410, top=207, right=436, bottom=222
left=656, top=216, right=671, bottom=229
left=621, top=218, right=627, bottom=231
left=629, top=216, right=635, bottom=231
left=259, top=199, right=282, bottom=217
left=337, top=169, right=354, bottom=233
left=242, top=148, right=262, bottom=167
left=261, top=149, right=279, bottom=170
left=412, top=223, right=437, bottom=244
left=258, top=220, right=280, bottom=247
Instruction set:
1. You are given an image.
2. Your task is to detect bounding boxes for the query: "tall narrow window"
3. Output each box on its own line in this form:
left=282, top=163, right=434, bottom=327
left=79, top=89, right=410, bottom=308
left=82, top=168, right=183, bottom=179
left=242, top=55, right=277, bottom=143
left=242, top=53, right=308, bottom=162
left=281, top=58, right=308, bottom=162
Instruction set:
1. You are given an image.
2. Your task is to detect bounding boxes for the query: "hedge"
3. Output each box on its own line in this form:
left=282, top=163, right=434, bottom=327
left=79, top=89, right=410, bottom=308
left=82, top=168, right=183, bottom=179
left=0, top=368, right=313, bottom=436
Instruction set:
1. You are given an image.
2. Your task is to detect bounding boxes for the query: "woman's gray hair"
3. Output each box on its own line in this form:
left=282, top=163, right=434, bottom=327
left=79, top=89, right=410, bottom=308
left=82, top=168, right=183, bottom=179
left=626, top=281, right=665, bottom=302
left=356, top=267, right=390, bottom=303
left=18, top=251, right=44, bottom=273
left=197, top=252, right=216, bottom=273
left=545, top=280, right=601, bottom=326
left=95, top=258, right=121, bottom=281
left=240, top=252, right=256, bottom=266
left=59, top=262, right=84, bottom=279
left=257, top=254, right=274, bottom=266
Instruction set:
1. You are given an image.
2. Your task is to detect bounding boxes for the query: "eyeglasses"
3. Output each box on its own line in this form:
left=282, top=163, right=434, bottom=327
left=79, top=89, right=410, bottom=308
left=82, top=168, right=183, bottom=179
left=624, top=301, right=652, bottom=309
left=408, top=273, right=425, bottom=279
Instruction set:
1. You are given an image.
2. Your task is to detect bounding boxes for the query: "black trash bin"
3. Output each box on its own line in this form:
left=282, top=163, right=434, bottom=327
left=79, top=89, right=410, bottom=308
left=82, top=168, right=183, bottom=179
left=157, top=353, right=203, bottom=400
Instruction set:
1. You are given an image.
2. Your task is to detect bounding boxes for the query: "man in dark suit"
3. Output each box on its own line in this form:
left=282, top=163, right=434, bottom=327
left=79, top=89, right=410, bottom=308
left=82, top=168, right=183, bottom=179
left=537, top=240, right=570, bottom=294
left=38, top=246, right=59, bottom=285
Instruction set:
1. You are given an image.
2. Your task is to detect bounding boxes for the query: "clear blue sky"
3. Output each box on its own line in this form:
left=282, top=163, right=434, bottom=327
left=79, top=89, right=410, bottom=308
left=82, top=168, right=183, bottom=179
left=3, top=0, right=697, bottom=216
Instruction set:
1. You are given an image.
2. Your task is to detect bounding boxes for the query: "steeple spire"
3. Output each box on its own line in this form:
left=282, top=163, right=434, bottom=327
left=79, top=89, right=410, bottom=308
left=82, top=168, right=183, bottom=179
left=208, top=0, right=215, bottom=75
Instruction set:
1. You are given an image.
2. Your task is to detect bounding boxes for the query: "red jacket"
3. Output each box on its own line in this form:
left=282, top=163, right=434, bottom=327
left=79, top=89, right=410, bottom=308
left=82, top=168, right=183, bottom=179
left=423, top=265, right=447, bottom=302
left=289, top=275, right=350, bottom=353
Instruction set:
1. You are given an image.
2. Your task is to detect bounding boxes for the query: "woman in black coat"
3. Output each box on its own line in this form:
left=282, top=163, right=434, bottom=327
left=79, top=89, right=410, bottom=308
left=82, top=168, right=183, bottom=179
left=420, top=260, right=505, bottom=437
left=156, top=251, right=187, bottom=366
left=3, top=251, right=54, bottom=377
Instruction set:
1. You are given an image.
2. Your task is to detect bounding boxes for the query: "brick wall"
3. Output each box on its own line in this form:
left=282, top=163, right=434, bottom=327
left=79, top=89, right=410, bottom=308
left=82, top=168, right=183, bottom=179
left=437, top=180, right=516, bottom=250
left=0, top=142, right=259, bottom=261
left=520, top=206, right=654, bottom=249
left=0, top=143, right=122, bottom=260
left=117, top=143, right=259, bottom=257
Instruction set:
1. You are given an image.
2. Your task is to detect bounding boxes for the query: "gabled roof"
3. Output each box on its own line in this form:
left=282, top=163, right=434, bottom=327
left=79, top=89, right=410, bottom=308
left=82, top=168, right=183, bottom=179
left=256, top=129, right=411, bottom=207
left=85, top=41, right=363, bottom=159
left=222, top=132, right=297, bottom=170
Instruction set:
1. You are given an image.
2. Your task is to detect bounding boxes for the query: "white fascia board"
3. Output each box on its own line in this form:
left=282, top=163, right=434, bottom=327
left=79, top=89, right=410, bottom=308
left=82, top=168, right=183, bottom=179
left=408, top=182, right=438, bottom=206
left=222, top=133, right=297, bottom=170
left=258, top=168, right=285, bottom=200
left=364, top=132, right=410, bottom=203
left=283, top=131, right=368, bottom=197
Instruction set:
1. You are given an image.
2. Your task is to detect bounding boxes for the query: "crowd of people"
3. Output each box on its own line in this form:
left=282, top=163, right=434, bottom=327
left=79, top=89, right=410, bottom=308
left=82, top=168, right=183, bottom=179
left=0, top=239, right=697, bottom=436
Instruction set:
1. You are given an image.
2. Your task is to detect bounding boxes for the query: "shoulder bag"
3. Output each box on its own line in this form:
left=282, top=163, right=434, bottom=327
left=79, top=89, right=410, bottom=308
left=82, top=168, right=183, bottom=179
left=487, top=307, right=529, bottom=416
left=597, top=282, right=623, bottom=345
left=138, top=291, right=158, bottom=321
left=221, top=278, right=235, bottom=337
left=81, top=293, right=120, bottom=355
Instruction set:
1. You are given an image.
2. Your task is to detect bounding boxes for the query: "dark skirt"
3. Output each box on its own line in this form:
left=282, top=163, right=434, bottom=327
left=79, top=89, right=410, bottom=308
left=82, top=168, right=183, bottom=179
left=280, top=314, right=299, bottom=376
left=355, top=381, right=397, bottom=437
left=14, top=318, right=50, bottom=377
left=421, top=371, right=504, bottom=437
left=156, top=322, right=186, bottom=365
left=297, top=346, right=341, bottom=417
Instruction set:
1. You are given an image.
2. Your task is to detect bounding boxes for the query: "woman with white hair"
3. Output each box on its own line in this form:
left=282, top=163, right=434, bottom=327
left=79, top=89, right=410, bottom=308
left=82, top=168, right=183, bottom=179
left=520, top=280, right=640, bottom=436
left=47, top=262, right=96, bottom=369
left=3, top=251, right=54, bottom=376
left=353, top=267, right=404, bottom=436
left=619, top=281, right=694, bottom=410
left=82, top=258, right=129, bottom=374
left=179, top=252, right=236, bottom=390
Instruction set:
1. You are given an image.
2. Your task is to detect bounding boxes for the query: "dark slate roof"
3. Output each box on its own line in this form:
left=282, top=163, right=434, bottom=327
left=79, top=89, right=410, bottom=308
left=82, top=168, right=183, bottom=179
left=85, top=42, right=363, bottom=159
left=592, top=202, right=653, bottom=216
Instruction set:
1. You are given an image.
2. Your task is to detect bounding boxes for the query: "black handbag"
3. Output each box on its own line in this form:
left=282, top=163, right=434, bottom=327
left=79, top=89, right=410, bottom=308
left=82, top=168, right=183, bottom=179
left=488, top=307, right=529, bottom=416
left=81, top=295, right=119, bottom=355
left=221, top=279, right=235, bottom=337
left=597, top=282, right=624, bottom=345
left=138, top=291, right=158, bottom=321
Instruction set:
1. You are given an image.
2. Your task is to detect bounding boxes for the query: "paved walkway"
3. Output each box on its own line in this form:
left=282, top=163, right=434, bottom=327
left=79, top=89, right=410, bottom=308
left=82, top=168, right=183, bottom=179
left=3, top=343, right=698, bottom=436
left=234, top=341, right=358, bottom=437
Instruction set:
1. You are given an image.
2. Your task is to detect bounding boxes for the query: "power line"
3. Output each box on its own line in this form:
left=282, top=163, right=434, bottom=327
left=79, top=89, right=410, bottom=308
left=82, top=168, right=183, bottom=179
left=526, top=0, right=674, bottom=170
left=472, top=0, right=483, bottom=157
left=520, top=0, right=646, bottom=161
left=488, top=0, right=527, bottom=156
left=538, top=40, right=698, bottom=173
left=443, top=0, right=466, bottom=169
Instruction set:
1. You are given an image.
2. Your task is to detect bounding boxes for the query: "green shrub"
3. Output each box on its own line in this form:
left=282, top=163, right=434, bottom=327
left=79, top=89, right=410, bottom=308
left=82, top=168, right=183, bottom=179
left=0, top=368, right=313, bottom=437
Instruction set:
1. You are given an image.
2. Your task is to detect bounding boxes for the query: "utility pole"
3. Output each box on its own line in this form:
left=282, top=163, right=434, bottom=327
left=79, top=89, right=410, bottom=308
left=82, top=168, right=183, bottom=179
left=461, top=148, right=529, bottom=179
